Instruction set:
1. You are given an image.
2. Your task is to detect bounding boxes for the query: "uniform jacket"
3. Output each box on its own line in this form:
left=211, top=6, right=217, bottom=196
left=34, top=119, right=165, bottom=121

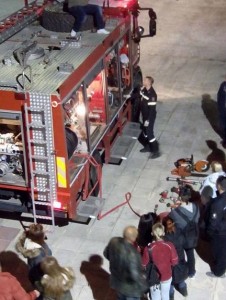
left=217, top=81, right=226, bottom=110
left=68, top=0, right=89, bottom=8
left=140, top=86, right=157, bottom=121
left=206, top=191, right=226, bottom=236
left=104, top=237, right=147, bottom=297
left=169, top=203, right=200, bottom=231
left=16, top=232, right=52, bottom=282
left=142, top=240, right=178, bottom=281
left=0, top=272, right=37, bottom=300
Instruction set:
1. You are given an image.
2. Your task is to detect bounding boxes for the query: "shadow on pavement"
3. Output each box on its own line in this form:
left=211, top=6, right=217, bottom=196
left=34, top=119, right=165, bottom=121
left=0, top=250, right=34, bottom=292
left=201, top=94, right=222, bottom=138
left=80, top=255, right=116, bottom=300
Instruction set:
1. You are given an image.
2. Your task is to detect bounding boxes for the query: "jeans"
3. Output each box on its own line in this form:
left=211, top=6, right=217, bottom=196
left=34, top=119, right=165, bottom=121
left=116, top=292, right=140, bottom=300
left=69, top=4, right=104, bottom=31
left=185, top=248, right=196, bottom=276
left=150, top=278, right=172, bottom=300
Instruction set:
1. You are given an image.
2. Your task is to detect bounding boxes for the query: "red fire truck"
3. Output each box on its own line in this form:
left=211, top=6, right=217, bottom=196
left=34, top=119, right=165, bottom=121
left=0, top=0, right=155, bottom=225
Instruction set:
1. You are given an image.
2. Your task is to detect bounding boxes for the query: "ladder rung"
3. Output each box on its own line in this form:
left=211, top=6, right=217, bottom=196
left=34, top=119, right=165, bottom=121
left=29, top=122, right=46, bottom=128
left=35, top=215, right=53, bottom=220
left=34, top=201, right=51, bottom=206
left=30, top=139, right=47, bottom=144
left=32, top=170, right=49, bottom=176
left=34, top=188, right=50, bottom=192
left=32, top=155, right=48, bottom=160
left=28, top=107, right=45, bottom=112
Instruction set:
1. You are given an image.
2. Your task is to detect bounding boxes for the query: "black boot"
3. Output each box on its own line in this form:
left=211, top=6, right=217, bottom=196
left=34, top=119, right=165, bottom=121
left=140, top=145, right=150, bottom=153
left=179, top=286, right=188, bottom=297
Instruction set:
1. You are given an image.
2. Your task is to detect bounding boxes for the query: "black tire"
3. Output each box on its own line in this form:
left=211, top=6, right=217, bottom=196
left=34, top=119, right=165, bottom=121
left=40, top=3, right=94, bottom=33
left=89, top=150, right=103, bottom=197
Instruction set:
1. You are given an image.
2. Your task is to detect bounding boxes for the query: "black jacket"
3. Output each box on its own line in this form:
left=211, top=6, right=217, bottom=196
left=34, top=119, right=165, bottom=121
left=104, top=237, right=147, bottom=297
left=140, top=86, right=157, bottom=121
left=206, top=191, right=226, bottom=236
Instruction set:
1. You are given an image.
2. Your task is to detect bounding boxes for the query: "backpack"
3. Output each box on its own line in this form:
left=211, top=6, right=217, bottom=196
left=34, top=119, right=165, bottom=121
left=176, top=206, right=199, bottom=249
left=145, top=247, right=160, bottom=287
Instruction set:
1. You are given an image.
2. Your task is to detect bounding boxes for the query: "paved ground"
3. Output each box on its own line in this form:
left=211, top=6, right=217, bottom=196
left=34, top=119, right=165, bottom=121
left=1, top=0, right=226, bottom=299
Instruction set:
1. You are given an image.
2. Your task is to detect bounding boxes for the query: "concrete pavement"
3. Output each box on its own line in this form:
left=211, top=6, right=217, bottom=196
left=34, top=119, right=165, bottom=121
left=1, top=0, right=226, bottom=299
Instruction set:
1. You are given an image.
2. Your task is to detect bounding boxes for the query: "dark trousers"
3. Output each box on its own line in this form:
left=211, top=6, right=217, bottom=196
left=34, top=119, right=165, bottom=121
left=185, top=248, right=196, bottom=276
left=211, top=234, right=226, bottom=276
left=69, top=5, right=104, bottom=31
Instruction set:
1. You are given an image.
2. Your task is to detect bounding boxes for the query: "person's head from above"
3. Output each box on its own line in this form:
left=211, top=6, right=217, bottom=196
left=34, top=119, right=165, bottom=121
left=26, top=223, right=45, bottom=245
left=211, top=161, right=223, bottom=173
left=41, top=256, right=62, bottom=276
left=179, top=185, right=192, bottom=204
left=123, top=226, right=138, bottom=244
left=162, top=216, right=175, bottom=234
left=143, top=76, right=154, bottom=89
left=152, top=222, right=165, bottom=241
left=216, top=175, right=226, bottom=194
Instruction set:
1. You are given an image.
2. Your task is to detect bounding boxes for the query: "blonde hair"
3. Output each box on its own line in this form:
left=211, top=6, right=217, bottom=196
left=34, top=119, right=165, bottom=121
left=211, top=161, right=223, bottom=172
left=123, top=226, right=138, bottom=243
left=152, top=223, right=165, bottom=240
left=41, top=257, right=75, bottom=300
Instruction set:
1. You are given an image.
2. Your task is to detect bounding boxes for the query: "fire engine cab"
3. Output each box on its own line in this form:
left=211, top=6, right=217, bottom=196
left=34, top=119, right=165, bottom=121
left=0, top=0, right=155, bottom=225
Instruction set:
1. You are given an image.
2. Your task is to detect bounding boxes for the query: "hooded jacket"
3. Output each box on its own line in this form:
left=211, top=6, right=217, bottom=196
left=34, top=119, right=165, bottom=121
left=15, top=232, right=52, bottom=282
left=0, top=272, right=37, bottom=300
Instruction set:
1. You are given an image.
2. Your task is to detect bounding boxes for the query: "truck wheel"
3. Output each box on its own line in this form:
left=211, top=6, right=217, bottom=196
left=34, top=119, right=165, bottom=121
left=131, top=67, right=143, bottom=122
left=40, top=3, right=94, bottom=33
left=89, top=150, right=103, bottom=197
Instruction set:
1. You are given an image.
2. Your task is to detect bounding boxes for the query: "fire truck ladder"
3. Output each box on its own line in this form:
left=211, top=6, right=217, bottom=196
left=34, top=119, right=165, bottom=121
left=24, top=94, right=57, bottom=227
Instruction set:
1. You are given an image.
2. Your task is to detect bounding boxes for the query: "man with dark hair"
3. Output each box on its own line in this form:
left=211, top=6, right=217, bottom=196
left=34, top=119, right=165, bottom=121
left=103, top=226, right=147, bottom=300
left=206, top=175, right=226, bottom=277
left=139, top=76, right=160, bottom=159
left=0, top=261, right=39, bottom=300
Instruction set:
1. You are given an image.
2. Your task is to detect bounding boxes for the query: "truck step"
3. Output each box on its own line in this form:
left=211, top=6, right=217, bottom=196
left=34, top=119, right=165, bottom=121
left=122, top=122, right=141, bottom=138
left=32, top=170, right=49, bottom=176
left=34, top=201, right=51, bottom=206
left=32, top=155, right=48, bottom=160
left=30, top=139, right=47, bottom=144
left=110, top=135, right=137, bottom=160
left=34, top=215, right=53, bottom=220
left=76, top=196, right=105, bottom=219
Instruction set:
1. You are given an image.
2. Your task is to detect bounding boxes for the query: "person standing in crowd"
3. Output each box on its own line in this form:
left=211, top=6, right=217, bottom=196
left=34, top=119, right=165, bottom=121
left=0, top=260, right=40, bottom=300
left=66, top=0, right=109, bottom=37
left=103, top=225, right=147, bottom=300
left=206, top=175, right=226, bottom=277
left=16, top=223, right=52, bottom=284
left=139, top=76, right=160, bottom=159
left=169, top=186, right=200, bottom=278
left=162, top=216, right=188, bottom=300
left=37, top=256, right=75, bottom=300
left=217, top=77, right=226, bottom=147
left=142, top=223, right=178, bottom=300
left=200, top=161, right=225, bottom=205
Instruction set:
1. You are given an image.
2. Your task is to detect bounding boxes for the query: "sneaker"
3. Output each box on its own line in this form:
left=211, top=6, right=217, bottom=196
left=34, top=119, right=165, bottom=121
left=206, top=271, right=226, bottom=278
left=150, top=152, right=161, bottom=159
left=70, top=29, right=76, bottom=37
left=140, top=147, right=150, bottom=153
left=97, top=28, right=110, bottom=34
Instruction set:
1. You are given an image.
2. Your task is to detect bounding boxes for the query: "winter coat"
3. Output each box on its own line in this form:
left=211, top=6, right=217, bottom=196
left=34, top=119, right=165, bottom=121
left=206, top=191, right=226, bottom=236
left=104, top=237, right=147, bottom=297
left=0, top=272, right=37, bottom=300
left=15, top=232, right=52, bottom=283
left=37, top=268, right=74, bottom=300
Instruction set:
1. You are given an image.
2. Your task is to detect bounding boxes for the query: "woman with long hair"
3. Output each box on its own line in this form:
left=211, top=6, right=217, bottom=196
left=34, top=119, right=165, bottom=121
left=40, top=256, right=75, bottom=300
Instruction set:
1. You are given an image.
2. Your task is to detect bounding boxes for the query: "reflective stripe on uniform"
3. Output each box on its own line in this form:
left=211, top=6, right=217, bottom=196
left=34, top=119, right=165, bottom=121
left=140, top=91, right=149, bottom=100
left=149, top=138, right=156, bottom=142
left=56, top=157, right=67, bottom=188
left=148, top=102, right=156, bottom=106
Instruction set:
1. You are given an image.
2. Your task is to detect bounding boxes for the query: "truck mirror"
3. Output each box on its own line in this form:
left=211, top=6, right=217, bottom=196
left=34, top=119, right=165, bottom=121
left=149, top=8, right=157, bottom=37
left=133, top=26, right=144, bottom=43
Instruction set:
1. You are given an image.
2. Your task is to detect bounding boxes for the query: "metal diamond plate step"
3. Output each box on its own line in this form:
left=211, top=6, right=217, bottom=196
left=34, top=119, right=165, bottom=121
left=122, top=122, right=141, bottom=138
left=110, top=135, right=137, bottom=159
left=77, top=196, right=105, bottom=219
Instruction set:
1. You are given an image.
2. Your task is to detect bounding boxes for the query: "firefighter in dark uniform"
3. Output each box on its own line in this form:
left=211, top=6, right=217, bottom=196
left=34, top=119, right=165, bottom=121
left=139, top=76, right=160, bottom=159
left=206, top=175, right=226, bottom=277
left=217, top=78, right=226, bottom=147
